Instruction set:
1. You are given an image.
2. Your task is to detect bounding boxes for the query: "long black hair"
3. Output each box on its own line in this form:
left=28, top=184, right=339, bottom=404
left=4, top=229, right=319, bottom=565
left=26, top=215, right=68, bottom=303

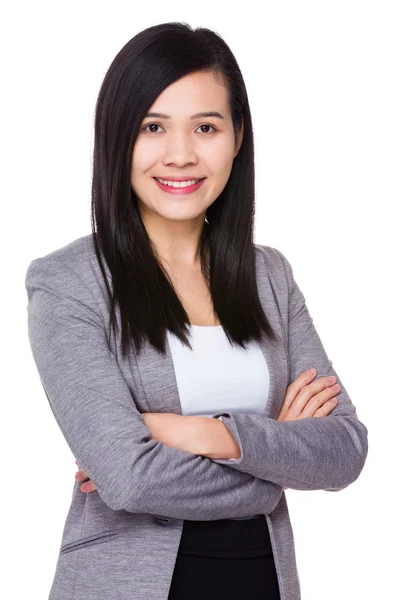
left=91, top=21, right=279, bottom=358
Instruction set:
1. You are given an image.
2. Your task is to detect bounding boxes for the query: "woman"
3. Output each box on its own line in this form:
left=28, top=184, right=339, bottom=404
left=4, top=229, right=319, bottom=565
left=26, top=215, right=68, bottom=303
left=25, top=22, right=368, bottom=600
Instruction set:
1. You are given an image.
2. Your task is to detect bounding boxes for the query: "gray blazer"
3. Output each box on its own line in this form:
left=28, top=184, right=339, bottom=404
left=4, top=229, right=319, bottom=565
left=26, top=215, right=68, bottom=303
left=25, top=234, right=368, bottom=600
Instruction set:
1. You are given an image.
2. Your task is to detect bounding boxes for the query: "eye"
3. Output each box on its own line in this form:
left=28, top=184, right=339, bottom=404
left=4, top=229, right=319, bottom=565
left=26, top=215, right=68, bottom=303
left=195, top=124, right=217, bottom=134
left=142, top=123, right=164, bottom=133
left=141, top=123, right=217, bottom=134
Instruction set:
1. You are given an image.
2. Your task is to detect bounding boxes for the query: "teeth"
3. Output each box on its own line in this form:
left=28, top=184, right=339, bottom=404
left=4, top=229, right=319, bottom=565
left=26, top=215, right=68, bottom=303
left=155, top=178, right=202, bottom=188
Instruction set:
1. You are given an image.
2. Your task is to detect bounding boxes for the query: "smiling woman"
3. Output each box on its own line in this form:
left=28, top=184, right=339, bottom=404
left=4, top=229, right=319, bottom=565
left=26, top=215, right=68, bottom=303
left=25, top=19, right=368, bottom=600
left=130, top=69, right=244, bottom=247
left=89, top=29, right=276, bottom=361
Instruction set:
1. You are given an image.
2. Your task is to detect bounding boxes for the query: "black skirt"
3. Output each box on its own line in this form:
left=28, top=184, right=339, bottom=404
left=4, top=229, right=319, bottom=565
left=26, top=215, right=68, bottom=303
left=167, top=516, right=281, bottom=599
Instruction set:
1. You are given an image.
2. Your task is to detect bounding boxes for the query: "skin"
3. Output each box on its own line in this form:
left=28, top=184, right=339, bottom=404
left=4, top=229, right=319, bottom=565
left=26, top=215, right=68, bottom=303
left=74, top=70, right=340, bottom=493
left=130, top=69, right=243, bottom=268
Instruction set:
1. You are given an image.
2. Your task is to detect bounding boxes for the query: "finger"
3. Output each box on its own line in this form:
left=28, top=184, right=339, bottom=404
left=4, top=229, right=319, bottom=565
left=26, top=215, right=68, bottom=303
left=300, top=383, right=340, bottom=419
left=278, top=369, right=318, bottom=420
left=286, top=376, right=338, bottom=419
left=75, top=469, right=89, bottom=482
left=81, top=480, right=97, bottom=493
left=74, top=461, right=95, bottom=491
left=313, top=398, right=338, bottom=418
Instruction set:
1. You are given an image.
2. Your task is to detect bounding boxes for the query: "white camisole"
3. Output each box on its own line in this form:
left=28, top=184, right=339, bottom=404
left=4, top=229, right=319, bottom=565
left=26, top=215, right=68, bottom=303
left=166, top=324, right=270, bottom=520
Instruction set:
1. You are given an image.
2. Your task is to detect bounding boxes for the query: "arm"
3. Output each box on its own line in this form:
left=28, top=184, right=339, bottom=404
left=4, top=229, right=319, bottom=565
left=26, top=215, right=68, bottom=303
left=141, top=412, right=241, bottom=460
left=26, top=255, right=282, bottom=520
left=208, top=248, right=369, bottom=492
left=192, top=416, right=241, bottom=460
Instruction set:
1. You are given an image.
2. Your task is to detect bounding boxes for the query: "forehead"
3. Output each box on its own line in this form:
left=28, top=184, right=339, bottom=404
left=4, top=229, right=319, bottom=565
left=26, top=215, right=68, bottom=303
left=147, top=71, right=229, bottom=116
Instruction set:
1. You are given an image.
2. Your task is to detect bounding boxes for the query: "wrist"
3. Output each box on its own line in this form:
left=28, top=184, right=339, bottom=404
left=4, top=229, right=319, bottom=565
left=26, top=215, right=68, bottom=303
left=198, top=416, right=241, bottom=460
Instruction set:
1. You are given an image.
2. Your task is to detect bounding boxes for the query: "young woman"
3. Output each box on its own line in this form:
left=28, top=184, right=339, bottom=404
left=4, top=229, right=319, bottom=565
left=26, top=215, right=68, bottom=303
left=25, top=22, right=368, bottom=600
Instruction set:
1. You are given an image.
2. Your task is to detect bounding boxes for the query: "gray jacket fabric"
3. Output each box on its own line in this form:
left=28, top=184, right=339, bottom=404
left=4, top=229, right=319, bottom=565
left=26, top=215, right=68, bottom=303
left=25, top=234, right=368, bottom=600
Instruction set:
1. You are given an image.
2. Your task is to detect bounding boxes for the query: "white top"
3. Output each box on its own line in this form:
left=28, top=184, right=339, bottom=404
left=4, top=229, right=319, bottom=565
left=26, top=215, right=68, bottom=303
left=167, top=324, right=270, bottom=520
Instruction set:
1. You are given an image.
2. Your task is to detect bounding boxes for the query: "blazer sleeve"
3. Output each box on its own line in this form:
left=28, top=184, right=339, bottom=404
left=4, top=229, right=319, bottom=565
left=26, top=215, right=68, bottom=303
left=210, top=247, right=369, bottom=492
left=25, top=255, right=283, bottom=520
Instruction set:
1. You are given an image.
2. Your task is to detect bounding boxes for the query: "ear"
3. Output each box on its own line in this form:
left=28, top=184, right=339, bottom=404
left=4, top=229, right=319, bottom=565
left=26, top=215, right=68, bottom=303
left=234, top=115, right=244, bottom=158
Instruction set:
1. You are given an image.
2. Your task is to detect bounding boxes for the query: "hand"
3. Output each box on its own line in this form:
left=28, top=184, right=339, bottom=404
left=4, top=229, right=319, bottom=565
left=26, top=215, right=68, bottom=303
left=74, top=460, right=96, bottom=493
left=278, top=368, right=340, bottom=422
left=278, top=368, right=340, bottom=490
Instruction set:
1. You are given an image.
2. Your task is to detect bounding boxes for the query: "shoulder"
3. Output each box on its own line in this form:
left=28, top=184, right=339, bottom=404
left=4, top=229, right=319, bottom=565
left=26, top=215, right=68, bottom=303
left=24, top=233, right=101, bottom=300
left=26, top=233, right=95, bottom=268
left=255, top=243, right=285, bottom=265
left=254, top=243, right=293, bottom=286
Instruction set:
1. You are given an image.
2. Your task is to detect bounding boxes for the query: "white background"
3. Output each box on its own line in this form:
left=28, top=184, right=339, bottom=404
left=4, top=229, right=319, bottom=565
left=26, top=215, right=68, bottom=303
left=2, top=1, right=399, bottom=598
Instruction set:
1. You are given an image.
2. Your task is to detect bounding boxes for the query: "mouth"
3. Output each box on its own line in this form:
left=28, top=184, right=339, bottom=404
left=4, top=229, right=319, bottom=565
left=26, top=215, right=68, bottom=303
left=153, top=177, right=206, bottom=195
left=153, top=177, right=206, bottom=183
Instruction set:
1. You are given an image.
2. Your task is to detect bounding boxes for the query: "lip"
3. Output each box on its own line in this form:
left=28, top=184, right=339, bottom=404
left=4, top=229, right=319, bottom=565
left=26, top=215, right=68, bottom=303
left=153, top=177, right=206, bottom=195
left=154, top=176, right=206, bottom=182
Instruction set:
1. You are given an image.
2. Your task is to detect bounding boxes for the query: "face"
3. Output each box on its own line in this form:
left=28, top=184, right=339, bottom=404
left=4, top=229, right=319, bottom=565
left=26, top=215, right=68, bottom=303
left=131, top=70, right=243, bottom=236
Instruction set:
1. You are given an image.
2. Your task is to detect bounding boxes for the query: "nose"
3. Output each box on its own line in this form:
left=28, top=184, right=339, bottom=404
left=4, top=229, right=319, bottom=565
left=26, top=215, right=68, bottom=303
left=162, top=132, right=198, bottom=167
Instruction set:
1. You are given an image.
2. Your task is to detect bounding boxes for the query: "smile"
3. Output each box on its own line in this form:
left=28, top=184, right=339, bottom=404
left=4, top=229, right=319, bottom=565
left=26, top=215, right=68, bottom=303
left=153, top=177, right=206, bottom=195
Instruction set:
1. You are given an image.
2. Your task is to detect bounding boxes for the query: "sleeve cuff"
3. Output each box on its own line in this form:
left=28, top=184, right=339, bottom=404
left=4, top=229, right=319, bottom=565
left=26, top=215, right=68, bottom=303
left=212, top=413, right=245, bottom=463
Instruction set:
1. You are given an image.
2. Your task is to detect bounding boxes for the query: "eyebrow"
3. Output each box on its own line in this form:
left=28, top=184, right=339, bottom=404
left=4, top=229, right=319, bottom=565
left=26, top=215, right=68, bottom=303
left=143, top=111, right=225, bottom=120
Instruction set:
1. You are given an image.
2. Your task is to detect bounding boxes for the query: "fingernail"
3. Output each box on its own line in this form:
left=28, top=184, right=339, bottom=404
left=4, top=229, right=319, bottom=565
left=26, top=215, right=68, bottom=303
left=75, top=472, right=83, bottom=481
left=305, top=368, right=315, bottom=375
left=82, top=483, right=92, bottom=492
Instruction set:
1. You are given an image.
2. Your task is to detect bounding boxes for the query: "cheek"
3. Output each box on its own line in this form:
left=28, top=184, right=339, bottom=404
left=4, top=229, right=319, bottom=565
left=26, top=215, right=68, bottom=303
left=210, top=154, right=235, bottom=193
left=131, top=140, right=157, bottom=173
left=208, top=156, right=235, bottom=183
left=201, top=139, right=234, bottom=171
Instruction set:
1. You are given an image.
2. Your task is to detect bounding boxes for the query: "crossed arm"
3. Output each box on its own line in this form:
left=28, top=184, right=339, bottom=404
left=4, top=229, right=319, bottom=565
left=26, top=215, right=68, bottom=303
left=28, top=247, right=367, bottom=520
left=137, top=247, right=369, bottom=493
left=76, top=413, right=292, bottom=494
left=140, top=411, right=240, bottom=460
left=27, top=255, right=284, bottom=520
